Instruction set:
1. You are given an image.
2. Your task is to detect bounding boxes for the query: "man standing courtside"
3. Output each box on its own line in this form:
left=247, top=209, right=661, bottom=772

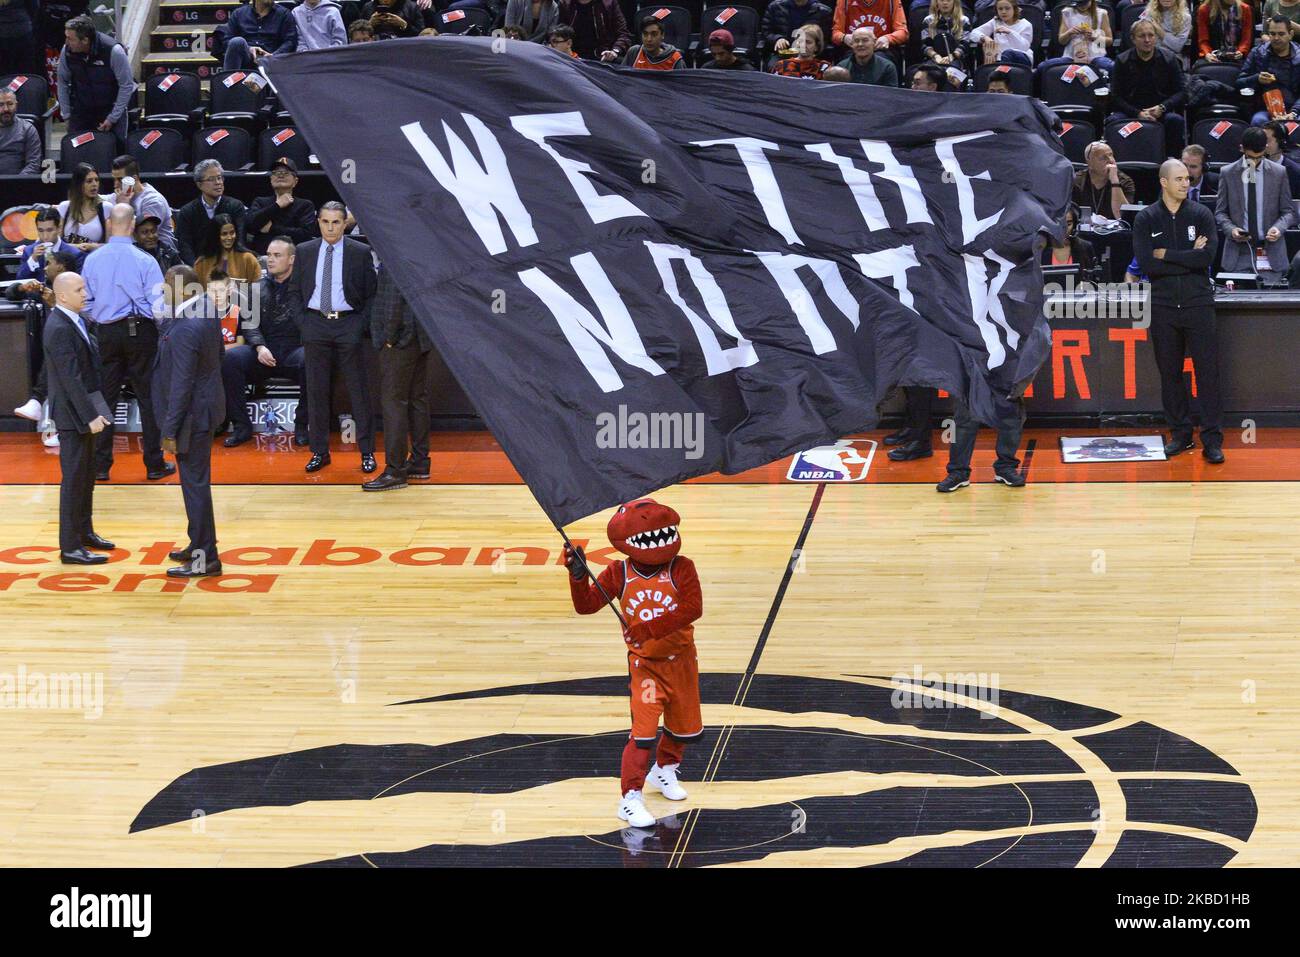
left=1134, top=158, right=1223, bottom=462
left=295, top=202, right=378, bottom=474
left=42, top=271, right=115, bottom=565
left=81, top=203, right=175, bottom=482
left=154, top=266, right=225, bottom=577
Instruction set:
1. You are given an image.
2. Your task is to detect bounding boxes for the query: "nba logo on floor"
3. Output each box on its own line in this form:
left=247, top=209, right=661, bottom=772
left=786, top=440, right=876, bottom=482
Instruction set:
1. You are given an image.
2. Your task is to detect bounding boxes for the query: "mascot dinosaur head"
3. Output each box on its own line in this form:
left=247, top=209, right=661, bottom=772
left=607, top=498, right=681, bottom=566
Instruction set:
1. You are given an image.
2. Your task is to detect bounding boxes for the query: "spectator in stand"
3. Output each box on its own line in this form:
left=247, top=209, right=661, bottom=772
left=359, top=0, right=424, bottom=39
left=771, top=23, right=831, bottom=77
left=349, top=18, right=376, bottom=41
left=1238, top=17, right=1300, bottom=125
left=176, top=160, right=249, bottom=265
left=57, top=163, right=112, bottom=254
left=624, top=16, right=685, bottom=69
left=831, top=0, right=906, bottom=58
left=986, top=74, right=1012, bottom=91
left=837, top=28, right=899, bottom=85
left=0, top=0, right=38, bottom=74
left=546, top=23, right=579, bottom=55
left=82, top=203, right=173, bottom=482
left=1261, top=119, right=1300, bottom=193
left=18, top=209, right=84, bottom=283
left=702, top=29, right=755, bottom=70
left=823, top=65, right=851, bottom=80
left=1072, top=141, right=1136, bottom=220
left=556, top=0, right=630, bottom=62
left=57, top=15, right=133, bottom=149
left=134, top=214, right=183, bottom=273
left=920, top=0, right=967, bottom=73
left=1042, top=203, right=1096, bottom=270
left=967, top=0, right=1033, bottom=67
left=909, top=63, right=945, bottom=90
left=0, top=89, right=41, bottom=175
left=222, top=237, right=309, bottom=448
left=1038, top=0, right=1113, bottom=75
left=194, top=213, right=263, bottom=286
left=246, top=157, right=317, bottom=256
left=763, top=0, right=834, bottom=63
left=295, top=0, right=348, bottom=49
left=1197, top=0, right=1252, bottom=64
left=1182, top=144, right=1220, bottom=200
left=206, top=270, right=243, bottom=350
left=1266, top=0, right=1300, bottom=40
left=1109, top=19, right=1188, bottom=155
left=36, top=1, right=87, bottom=89
left=1139, top=0, right=1191, bottom=59
left=362, top=264, right=434, bottom=492
left=224, top=0, right=299, bottom=75
left=506, top=0, right=559, bottom=41
left=110, top=155, right=175, bottom=249
left=11, top=249, right=79, bottom=447
left=1216, top=126, right=1297, bottom=284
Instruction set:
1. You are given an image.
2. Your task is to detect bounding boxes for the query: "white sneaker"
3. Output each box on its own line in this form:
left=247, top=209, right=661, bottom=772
left=14, top=397, right=41, bottom=420
left=617, top=790, right=656, bottom=828
left=646, top=763, right=688, bottom=801
left=41, top=429, right=59, bottom=448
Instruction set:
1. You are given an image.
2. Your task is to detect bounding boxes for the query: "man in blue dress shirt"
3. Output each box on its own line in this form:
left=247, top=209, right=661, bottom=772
left=80, top=203, right=176, bottom=482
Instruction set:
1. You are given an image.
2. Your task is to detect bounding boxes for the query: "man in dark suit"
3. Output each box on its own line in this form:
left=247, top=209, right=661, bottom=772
left=154, top=265, right=226, bottom=577
left=174, top=160, right=249, bottom=265
left=42, top=271, right=115, bottom=565
left=295, top=201, right=378, bottom=474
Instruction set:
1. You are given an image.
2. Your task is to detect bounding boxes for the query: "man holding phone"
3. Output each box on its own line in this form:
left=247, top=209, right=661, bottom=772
left=1237, top=16, right=1300, bottom=124
left=17, top=208, right=84, bottom=285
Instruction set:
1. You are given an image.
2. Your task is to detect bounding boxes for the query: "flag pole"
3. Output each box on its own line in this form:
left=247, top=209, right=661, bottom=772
left=557, top=526, right=629, bottom=630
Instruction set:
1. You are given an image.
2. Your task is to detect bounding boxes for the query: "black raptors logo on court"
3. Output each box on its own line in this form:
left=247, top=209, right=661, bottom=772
left=130, top=675, right=1256, bottom=867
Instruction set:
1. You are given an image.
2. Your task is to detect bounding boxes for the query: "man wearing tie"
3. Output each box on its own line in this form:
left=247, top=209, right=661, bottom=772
left=1215, top=128, right=1296, bottom=286
left=295, top=202, right=378, bottom=474
left=81, top=203, right=176, bottom=482
left=154, top=265, right=226, bottom=577
left=42, top=271, right=115, bottom=565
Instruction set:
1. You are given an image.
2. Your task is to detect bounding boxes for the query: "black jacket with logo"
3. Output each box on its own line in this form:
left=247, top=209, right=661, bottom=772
left=1132, top=199, right=1219, bottom=310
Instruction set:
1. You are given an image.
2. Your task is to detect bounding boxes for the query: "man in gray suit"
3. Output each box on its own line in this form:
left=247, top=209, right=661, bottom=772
left=1215, top=127, right=1297, bottom=285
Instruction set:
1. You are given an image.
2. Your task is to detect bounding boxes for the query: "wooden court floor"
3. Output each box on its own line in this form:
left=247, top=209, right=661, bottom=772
left=0, top=467, right=1296, bottom=866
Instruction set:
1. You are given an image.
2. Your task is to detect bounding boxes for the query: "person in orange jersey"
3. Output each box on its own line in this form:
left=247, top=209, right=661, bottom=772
left=564, top=498, right=702, bottom=828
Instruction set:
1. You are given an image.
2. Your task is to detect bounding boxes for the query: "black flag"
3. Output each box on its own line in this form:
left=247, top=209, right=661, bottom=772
left=265, top=38, right=1070, bottom=526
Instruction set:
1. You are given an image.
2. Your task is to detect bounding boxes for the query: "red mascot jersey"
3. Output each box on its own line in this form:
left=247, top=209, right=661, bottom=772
left=571, top=556, right=701, bottom=660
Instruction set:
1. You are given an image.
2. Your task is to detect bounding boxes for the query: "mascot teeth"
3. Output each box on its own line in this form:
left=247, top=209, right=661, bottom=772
left=629, top=525, right=678, bottom=549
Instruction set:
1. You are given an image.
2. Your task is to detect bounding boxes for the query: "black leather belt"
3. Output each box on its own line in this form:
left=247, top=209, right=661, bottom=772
left=312, top=310, right=351, bottom=320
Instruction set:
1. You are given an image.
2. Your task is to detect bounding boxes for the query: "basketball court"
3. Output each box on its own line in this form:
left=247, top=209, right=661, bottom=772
left=0, top=428, right=1293, bottom=868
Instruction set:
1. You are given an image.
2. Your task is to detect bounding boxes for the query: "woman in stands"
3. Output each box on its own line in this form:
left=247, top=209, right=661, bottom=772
left=1197, top=0, right=1253, bottom=64
left=194, top=214, right=261, bottom=286
left=1041, top=203, right=1096, bottom=273
left=1037, top=0, right=1113, bottom=76
left=504, top=0, right=558, bottom=41
left=967, top=0, right=1033, bottom=67
left=56, top=163, right=112, bottom=254
left=921, top=0, right=967, bottom=71
left=1139, top=0, right=1192, bottom=60
left=771, top=23, right=832, bottom=77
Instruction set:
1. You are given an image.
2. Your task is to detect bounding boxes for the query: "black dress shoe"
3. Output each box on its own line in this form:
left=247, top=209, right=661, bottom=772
left=403, top=458, right=431, bottom=480
left=888, top=439, right=934, bottom=462
left=361, top=453, right=377, bottom=473
left=223, top=431, right=252, bottom=448
left=1203, top=446, right=1225, bottom=464
left=305, top=453, right=331, bottom=473
left=362, top=469, right=408, bottom=492
left=95, top=470, right=110, bottom=482
left=167, top=560, right=222, bottom=578
left=168, top=549, right=193, bottom=563
left=882, top=428, right=910, bottom=446
left=294, top=432, right=309, bottom=447
left=147, top=462, right=177, bottom=480
left=61, top=548, right=108, bottom=565
left=1164, top=437, right=1195, bottom=458
left=83, top=533, right=116, bottom=551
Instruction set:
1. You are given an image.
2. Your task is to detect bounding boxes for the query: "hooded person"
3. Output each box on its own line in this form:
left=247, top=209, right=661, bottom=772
left=563, top=498, right=703, bottom=828
left=294, top=0, right=348, bottom=50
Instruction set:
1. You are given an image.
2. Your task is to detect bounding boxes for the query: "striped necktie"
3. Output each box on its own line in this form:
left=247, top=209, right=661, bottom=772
left=321, top=243, right=334, bottom=314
